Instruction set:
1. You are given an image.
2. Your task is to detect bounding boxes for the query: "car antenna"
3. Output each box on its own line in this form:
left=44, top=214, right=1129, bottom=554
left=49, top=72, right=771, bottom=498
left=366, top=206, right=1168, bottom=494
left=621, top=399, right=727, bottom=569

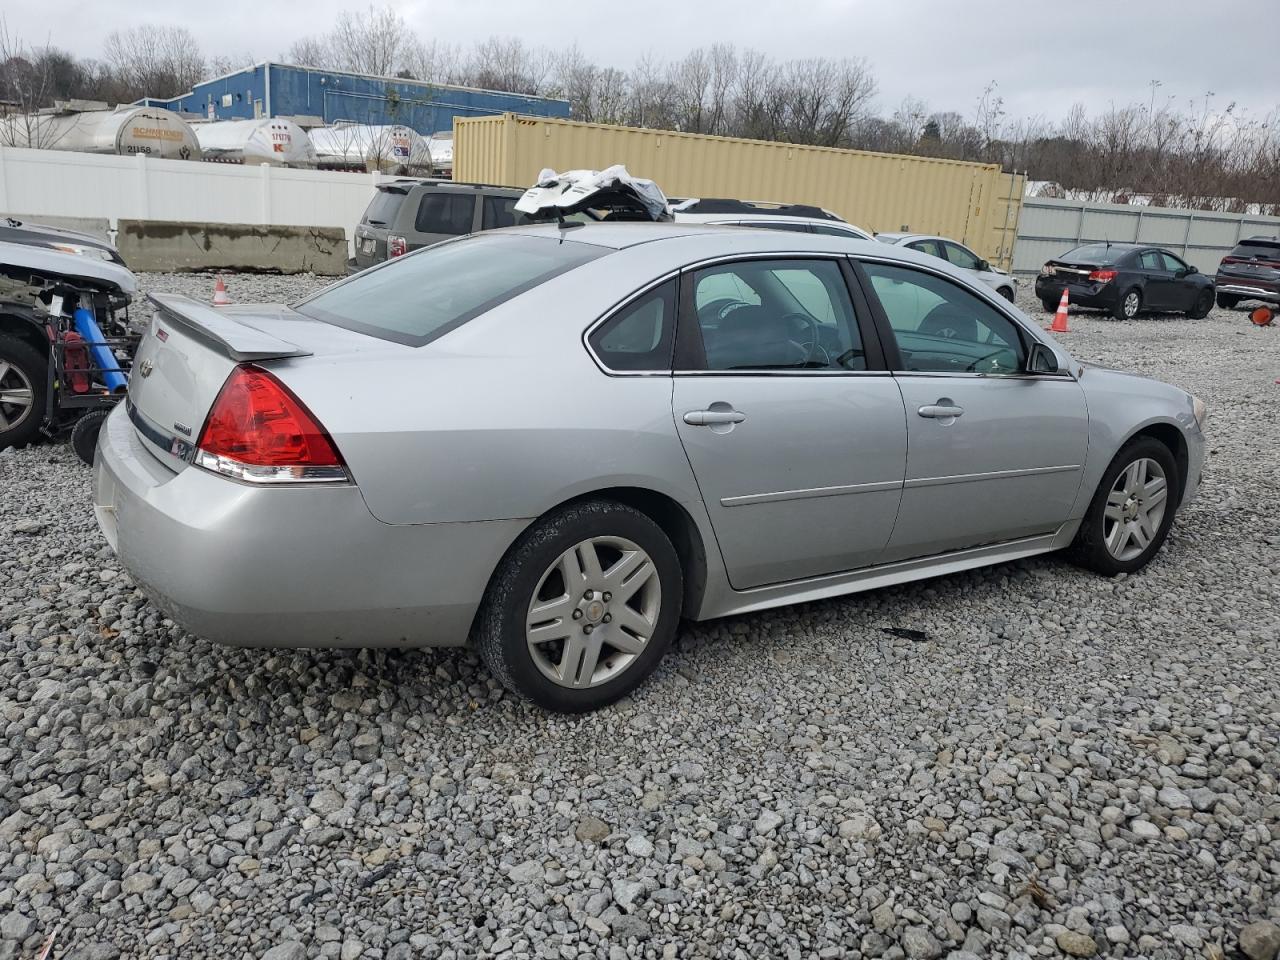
left=555, top=212, right=584, bottom=241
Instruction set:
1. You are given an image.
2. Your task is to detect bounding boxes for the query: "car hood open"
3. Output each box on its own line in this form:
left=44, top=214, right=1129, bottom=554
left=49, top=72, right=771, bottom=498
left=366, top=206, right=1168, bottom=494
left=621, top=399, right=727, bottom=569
left=515, top=165, right=672, bottom=222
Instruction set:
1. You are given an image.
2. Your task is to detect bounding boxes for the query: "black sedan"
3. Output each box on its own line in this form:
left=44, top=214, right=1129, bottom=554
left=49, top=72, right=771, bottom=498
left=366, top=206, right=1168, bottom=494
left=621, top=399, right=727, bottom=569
left=1034, top=243, right=1215, bottom=320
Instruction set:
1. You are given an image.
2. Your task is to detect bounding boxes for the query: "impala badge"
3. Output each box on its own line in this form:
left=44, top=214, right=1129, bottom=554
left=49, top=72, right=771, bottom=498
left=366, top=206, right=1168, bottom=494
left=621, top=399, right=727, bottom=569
left=138, top=358, right=154, bottom=378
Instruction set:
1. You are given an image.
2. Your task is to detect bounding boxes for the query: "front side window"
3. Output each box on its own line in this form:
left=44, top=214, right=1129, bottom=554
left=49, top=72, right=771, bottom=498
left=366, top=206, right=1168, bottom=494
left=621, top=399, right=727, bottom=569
left=295, top=234, right=605, bottom=346
left=1160, top=252, right=1188, bottom=273
left=688, top=259, right=865, bottom=371
left=589, top=281, right=676, bottom=371
left=414, top=193, right=474, bottom=235
left=862, top=261, right=1024, bottom=375
left=943, top=242, right=981, bottom=270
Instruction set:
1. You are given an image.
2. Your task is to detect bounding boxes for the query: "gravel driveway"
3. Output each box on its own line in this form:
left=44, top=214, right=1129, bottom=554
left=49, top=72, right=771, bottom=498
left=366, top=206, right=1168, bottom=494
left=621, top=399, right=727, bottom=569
left=1, top=271, right=1277, bottom=960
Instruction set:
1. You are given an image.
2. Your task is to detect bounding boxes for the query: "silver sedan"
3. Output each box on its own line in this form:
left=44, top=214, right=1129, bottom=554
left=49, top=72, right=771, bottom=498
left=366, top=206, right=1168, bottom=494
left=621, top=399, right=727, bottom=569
left=94, top=224, right=1206, bottom=712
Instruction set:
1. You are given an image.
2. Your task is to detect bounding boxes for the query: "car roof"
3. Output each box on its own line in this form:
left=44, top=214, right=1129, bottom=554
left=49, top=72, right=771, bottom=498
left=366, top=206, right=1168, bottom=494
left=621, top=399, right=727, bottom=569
left=494, top=221, right=970, bottom=275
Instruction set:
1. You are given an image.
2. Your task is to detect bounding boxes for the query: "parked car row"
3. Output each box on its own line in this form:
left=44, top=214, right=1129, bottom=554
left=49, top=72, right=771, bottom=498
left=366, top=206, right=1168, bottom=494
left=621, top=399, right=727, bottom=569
left=90, top=170, right=1208, bottom=711
left=1030, top=235, right=1280, bottom=320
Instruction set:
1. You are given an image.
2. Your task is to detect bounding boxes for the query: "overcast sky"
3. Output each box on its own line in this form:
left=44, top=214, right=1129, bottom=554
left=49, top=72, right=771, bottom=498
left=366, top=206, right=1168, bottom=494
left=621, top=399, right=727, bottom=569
left=7, top=0, right=1277, bottom=122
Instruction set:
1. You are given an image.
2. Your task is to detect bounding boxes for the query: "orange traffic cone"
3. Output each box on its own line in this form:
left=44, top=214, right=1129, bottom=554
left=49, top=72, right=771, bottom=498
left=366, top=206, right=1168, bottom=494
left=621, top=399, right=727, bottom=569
left=1050, top=289, right=1069, bottom=333
left=1249, top=306, right=1274, bottom=327
left=212, top=276, right=232, bottom=307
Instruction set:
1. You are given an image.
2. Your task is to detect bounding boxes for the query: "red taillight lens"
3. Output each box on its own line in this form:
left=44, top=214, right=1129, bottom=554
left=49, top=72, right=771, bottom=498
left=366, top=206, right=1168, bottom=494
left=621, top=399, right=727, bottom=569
left=1088, top=269, right=1117, bottom=282
left=195, top=365, right=347, bottom=483
left=388, top=235, right=407, bottom=258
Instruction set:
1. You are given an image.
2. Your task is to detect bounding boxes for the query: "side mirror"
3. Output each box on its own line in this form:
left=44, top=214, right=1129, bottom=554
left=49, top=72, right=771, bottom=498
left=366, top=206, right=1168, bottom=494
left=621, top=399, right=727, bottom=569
left=1181, top=265, right=1198, bottom=277
left=975, top=259, right=991, bottom=272
left=1027, top=342, right=1059, bottom=375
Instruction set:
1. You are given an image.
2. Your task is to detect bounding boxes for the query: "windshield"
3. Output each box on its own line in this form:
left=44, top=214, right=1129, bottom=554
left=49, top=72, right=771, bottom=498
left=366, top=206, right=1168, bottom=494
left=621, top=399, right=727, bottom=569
left=294, top=234, right=606, bottom=346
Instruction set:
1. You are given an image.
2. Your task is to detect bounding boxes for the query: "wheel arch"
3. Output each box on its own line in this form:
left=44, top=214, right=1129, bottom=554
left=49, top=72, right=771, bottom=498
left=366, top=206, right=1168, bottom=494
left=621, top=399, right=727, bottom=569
left=556, top=486, right=710, bottom=620
left=0, top=308, right=49, bottom=359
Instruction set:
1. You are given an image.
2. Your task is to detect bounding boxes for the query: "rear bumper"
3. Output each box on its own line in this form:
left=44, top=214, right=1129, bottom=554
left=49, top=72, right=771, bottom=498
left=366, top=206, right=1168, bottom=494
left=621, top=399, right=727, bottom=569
left=93, top=405, right=526, bottom=648
left=1213, top=275, right=1280, bottom=303
left=1034, top=276, right=1119, bottom=309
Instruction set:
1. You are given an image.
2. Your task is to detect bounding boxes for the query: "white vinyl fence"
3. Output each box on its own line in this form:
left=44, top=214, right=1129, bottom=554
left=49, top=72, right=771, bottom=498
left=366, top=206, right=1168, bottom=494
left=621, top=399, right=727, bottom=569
left=1014, top=196, right=1280, bottom=276
left=0, top=146, right=382, bottom=252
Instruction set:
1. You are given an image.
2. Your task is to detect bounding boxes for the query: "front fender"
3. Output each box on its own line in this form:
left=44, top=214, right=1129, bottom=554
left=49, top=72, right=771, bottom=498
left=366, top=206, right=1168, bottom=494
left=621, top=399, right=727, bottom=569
left=1069, top=367, right=1203, bottom=518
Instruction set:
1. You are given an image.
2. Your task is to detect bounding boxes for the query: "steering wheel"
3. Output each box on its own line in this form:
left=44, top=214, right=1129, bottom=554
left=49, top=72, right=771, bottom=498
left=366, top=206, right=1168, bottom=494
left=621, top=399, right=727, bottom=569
left=778, top=312, right=826, bottom=366
left=699, top=297, right=752, bottom=323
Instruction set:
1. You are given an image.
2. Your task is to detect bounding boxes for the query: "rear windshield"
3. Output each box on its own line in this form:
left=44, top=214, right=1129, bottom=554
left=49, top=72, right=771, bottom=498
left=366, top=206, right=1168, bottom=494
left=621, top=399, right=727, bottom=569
left=294, top=234, right=606, bottom=346
left=1060, top=244, right=1127, bottom=265
left=361, top=190, right=405, bottom=226
left=1229, top=239, right=1280, bottom=260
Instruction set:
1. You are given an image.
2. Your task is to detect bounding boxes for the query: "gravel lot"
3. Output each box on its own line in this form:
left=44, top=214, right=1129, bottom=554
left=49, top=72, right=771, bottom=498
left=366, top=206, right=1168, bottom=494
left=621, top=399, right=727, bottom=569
left=1, top=269, right=1278, bottom=960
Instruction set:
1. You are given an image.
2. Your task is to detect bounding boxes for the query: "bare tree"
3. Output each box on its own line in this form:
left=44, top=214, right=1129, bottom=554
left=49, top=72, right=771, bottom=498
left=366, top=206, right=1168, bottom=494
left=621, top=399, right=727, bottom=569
left=328, top=5, right=408, bottom=76
left=102, top=25, right=204, bottom=100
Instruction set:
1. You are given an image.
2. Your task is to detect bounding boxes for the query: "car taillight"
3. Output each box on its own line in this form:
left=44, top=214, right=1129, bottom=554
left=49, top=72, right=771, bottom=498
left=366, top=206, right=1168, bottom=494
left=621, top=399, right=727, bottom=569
left=195, top=365, right=349, bottom=484
left=1088, top=269, right=1117, bottom=283
left=388, top=235, right=407, bottom=258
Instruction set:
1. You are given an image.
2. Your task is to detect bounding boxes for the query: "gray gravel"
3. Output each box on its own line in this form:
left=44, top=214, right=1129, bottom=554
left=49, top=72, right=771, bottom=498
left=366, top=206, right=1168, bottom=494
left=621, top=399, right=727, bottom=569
left=1, top=269, right=1278, bottom=960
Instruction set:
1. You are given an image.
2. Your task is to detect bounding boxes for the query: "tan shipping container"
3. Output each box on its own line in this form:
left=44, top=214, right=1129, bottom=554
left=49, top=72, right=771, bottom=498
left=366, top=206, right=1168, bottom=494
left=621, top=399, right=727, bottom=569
left=455, top=113, right=1024, bottom=267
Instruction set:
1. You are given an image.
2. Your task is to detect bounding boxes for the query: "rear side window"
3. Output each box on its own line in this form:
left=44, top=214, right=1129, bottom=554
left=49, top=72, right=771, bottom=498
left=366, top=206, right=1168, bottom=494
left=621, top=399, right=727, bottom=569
left=1140, top=251, right=1163, bottom=270
left=295, top=235, right=606, bottom=347
left=414, top=193, right=475, bottom=235
left=908, top=239, right=944, bottom=259
left=482, top=195, right=518, bottom=229
left=362, top=190, right=404, bottom=226
left=588, top=281, right=676, bottom=371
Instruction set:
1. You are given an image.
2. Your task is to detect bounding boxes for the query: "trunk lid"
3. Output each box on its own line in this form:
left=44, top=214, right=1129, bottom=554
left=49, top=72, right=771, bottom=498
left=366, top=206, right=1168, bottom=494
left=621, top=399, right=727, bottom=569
left=128, top=293, right=391, bottom=471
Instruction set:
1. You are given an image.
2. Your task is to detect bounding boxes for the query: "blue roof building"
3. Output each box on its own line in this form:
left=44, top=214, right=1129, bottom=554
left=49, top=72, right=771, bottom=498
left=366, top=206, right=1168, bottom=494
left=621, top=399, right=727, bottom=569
left=143, top=62, right=570, bottom=134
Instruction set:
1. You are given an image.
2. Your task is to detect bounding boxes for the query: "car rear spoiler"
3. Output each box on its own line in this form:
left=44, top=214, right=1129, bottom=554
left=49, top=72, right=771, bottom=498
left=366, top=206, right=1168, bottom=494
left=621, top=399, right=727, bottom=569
left=147, top=293, right=312, bottom=362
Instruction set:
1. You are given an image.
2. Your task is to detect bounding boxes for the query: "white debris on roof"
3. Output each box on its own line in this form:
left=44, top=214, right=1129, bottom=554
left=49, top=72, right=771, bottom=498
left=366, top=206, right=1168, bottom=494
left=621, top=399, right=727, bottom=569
left=514, top=164, right=671, bottom=221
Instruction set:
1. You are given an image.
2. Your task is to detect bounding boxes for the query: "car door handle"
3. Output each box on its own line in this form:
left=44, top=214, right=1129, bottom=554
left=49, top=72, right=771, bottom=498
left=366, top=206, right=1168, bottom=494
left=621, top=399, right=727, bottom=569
left=684, top=409, right=746, bottom=426
left=917, top=403, right=964, bottom=419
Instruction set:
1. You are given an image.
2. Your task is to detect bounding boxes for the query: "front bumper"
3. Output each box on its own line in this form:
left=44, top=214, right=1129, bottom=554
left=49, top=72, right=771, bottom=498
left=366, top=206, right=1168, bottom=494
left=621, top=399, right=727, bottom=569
left=1034, top=275, right=1120, bottom=309
left=93, top=405, right=527, bottom=648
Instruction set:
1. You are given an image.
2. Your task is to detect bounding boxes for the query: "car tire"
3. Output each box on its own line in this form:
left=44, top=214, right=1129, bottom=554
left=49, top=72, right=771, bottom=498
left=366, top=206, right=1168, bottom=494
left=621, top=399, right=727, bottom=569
left=997, top=287, right=1015, bottom=302
left=71, top=409, right=111, bottom=466
left=1067, top=437, right=1179, bottom=577
left=474, top=499, right=683, bottom=713
left=1215, top=293, right=1239, bottom=310
left=0, top=335, right=48, bottom=451
left=1040, top=297, right=1057, bottom=313
left=1187, top=289, right=1214, bottom=319
left=1113, top=288, right=1141, bottom=321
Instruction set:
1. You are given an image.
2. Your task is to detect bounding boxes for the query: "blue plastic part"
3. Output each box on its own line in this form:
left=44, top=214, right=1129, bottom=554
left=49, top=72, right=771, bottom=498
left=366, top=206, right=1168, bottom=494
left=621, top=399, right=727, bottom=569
left=72, top=306, right=128, bottom=393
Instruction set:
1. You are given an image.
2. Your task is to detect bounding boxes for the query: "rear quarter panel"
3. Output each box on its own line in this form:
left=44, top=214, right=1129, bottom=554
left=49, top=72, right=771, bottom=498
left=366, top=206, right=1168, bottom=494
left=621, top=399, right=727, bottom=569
left=270, top=247, right=705, bottom=525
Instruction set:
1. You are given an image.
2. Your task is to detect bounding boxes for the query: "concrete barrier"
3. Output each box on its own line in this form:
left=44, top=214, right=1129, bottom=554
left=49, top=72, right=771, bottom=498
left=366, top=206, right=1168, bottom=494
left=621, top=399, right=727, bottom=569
left=3, top=213, right=112, bottom=243
left=116, top=220, right=348, bottom=275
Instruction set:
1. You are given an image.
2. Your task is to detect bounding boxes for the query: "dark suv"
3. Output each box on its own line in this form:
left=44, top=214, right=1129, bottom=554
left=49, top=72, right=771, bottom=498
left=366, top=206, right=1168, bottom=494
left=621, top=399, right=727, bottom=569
left=348, top=180, right=525, bottom=273
left=1214, top=236, right=1280, bottom=309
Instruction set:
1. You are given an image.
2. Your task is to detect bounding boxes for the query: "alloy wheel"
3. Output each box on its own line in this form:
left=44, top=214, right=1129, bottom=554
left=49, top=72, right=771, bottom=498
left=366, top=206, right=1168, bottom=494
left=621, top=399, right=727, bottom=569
left=0, top=360, right=35, bottom=432
left=525, top=536, right=662, bottom=689
left=1123, top=292, right=1140, bottom=318
left=1102, top=457, right=1168, bottom=561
